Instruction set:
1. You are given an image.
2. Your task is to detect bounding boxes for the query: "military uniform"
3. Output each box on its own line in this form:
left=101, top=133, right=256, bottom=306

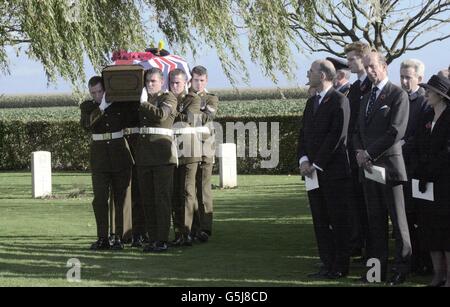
left=172, top=92, right=202, bottom=244
left=190, top=90, right=219, bottom=236
left=123, top=101, right=147, bottom=245
left=137, top=91, right=178, bottom=250
left=80, top=100, right=133, bottom=245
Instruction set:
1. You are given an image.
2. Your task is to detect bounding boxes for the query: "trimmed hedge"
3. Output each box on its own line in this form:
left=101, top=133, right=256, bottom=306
left=0, top=116, right=302, bottom=174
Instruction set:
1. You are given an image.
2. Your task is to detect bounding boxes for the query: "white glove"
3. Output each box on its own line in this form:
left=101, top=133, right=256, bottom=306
left=99, top=93, right=112, bottom=112
left=140, top=87, right=148, bottom=104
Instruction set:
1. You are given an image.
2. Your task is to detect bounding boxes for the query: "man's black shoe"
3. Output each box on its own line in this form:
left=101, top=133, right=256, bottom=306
left=90, top=237, right=111, bottom=250
left=387, top=272, right=407, bottom=286
left=327, top=271, right=348, bottom=279
left=307, top=268, right=330, bottom=279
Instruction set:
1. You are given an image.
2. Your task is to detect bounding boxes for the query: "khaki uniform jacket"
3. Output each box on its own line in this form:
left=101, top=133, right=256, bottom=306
left=174, top=92, right=202, bottom=165
left=80, top=100, right=133, bottom=172
left=190, top=90, right=219, bottom=163
left=137, top=91, right=178, bottom=166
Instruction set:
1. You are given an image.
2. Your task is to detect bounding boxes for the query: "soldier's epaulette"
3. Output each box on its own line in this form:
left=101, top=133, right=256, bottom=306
left=186, top=92, right=197, bottom=98
left=80, top=99, right=97, bottom=111
left=206, top=93, right=216, bottom=97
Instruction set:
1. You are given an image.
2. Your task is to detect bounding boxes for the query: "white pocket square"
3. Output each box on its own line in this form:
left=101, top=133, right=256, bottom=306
left=380, top=105, right=389, bottom=110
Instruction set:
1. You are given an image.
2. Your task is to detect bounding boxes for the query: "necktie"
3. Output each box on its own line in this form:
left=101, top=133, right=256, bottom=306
left=313, top=94, right=321, bottom=114
left=365, top=86, right=379, bottom=120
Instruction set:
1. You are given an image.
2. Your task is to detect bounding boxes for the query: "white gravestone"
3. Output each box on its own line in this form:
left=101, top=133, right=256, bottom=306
left=32, top=151, right=52, bottom=198
left=219, top=143, right=237, bottom=188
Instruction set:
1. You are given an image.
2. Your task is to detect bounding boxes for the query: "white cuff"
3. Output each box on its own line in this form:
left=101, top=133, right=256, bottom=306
left=140, top=87, right=148, bottom=104
left=299, top=156, right=309, bottom=166
left=313, top=163, right=323, bottom=172
left=99, top=93, right=111, bottom=111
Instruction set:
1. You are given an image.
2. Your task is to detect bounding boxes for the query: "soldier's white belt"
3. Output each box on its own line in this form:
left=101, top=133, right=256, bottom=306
left=174, top=127, right=197, bottom=135
left=139, top=127, right=174, bottom=136
left=196, top=127, right=211, bottom=134
left=92, top=130, right=124, bottom=141
left=124, top=127, right=140, bottom=135
left=173, top=127, right=211, bottom=135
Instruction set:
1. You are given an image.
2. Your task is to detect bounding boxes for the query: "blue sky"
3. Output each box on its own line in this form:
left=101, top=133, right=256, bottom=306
left=0, top=38, right=448, bottom=95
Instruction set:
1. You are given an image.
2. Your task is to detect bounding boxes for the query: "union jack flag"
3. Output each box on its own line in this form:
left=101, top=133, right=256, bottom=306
left=111, top=51, right=191, bottom=90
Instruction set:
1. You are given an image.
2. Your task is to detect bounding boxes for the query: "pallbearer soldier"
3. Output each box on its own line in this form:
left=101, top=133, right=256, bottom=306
left=170, top=69, right=202, bottom=247
left=123, top=99, right=148, bottom=247
left=190, top=66, right=219, bottom=242
left=80, top=76, right=132, bottom=250
left=137, top=68, right=178, bottom=253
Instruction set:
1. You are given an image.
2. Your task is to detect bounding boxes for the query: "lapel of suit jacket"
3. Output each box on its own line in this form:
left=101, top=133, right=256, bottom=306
left=367, top=81, right=390, bottom=124
left=314, top=88, right=333, bottom=117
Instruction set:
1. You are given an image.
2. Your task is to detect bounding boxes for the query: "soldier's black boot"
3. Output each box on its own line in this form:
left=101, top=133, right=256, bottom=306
left=90, top=237, right=111, bottom=251
left=152, top=241, right=168, bottom=252
left=183, top=233, right=193, bottom=246
left=131, top=234, right=145, bottom=248
left=169, top=232, right=185, bottom=247
left=111, top=235, right=124, bottom=250
left=193, top=231, right=209, bottom=243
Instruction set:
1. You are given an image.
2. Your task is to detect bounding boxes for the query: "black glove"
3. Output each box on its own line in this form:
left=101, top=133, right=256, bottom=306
left=418, top=180, right=428, bottom=193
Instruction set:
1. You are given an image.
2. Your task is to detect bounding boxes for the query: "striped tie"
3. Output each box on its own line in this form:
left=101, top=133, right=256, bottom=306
left=365, top=87, right=379, bottom=121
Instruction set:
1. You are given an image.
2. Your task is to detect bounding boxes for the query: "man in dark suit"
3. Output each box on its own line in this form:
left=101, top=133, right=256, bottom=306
left=298, top=59, right=352, bottom=279
left=353, top=51, right=411, bottom=285
left=344, top=42, right=372, bottom=258
left=399, top=59, right=432, bottom=275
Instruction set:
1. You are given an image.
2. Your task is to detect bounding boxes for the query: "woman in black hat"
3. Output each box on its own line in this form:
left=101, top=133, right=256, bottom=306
left=413, top=74, right=450, bottom=287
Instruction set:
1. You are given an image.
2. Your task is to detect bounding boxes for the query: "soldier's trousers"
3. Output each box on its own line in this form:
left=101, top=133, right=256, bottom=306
left=130, top=165, right=146, bottom=236
left=92, top=169, right=131, bottom=239
left=172, top=162, right=198, bottom=235
left=192, top=161, right=214, bottom=235
left=138, top=165, right=174, bottom=242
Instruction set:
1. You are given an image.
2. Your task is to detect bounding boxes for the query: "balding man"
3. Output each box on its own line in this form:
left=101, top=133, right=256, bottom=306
left=353, top=51, right=411, bottom=285
left=298, top=59, right=352, bottom=279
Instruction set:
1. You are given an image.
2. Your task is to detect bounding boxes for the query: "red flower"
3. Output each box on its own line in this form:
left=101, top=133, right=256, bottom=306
left=380, top=94, right=386, bottom=101
left=425, top=122, right=432, bottom=129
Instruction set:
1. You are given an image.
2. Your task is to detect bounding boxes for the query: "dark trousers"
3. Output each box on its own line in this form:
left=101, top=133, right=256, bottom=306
left=363, top=181, right=412, bottom=279
left=138, top=165, right=175, bottom=242
left=92, top=169, right=131, bottom=239
left=192, top=161, right=214, bottom=235
left=172, top=162, right=199, bottom=235
left=403, top=178, right=432, bottom=272
left=131, top=165, right=146, bottom=236
left=308, top=176, right=351, bottom=273
left=348, top=168, right=368, bottom=254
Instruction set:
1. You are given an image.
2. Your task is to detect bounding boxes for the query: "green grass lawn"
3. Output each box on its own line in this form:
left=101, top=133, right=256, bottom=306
left=0, top=173, right=429, bottom=287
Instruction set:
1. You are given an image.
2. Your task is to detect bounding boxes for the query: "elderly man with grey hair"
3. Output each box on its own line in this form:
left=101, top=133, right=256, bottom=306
left=353, top=51, right=411, bottom=285
left=298, top=59, right=352, bottom=280
left=400, top=59, right=432, bottom=276
left=334, top=69, right=352, bottom=95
